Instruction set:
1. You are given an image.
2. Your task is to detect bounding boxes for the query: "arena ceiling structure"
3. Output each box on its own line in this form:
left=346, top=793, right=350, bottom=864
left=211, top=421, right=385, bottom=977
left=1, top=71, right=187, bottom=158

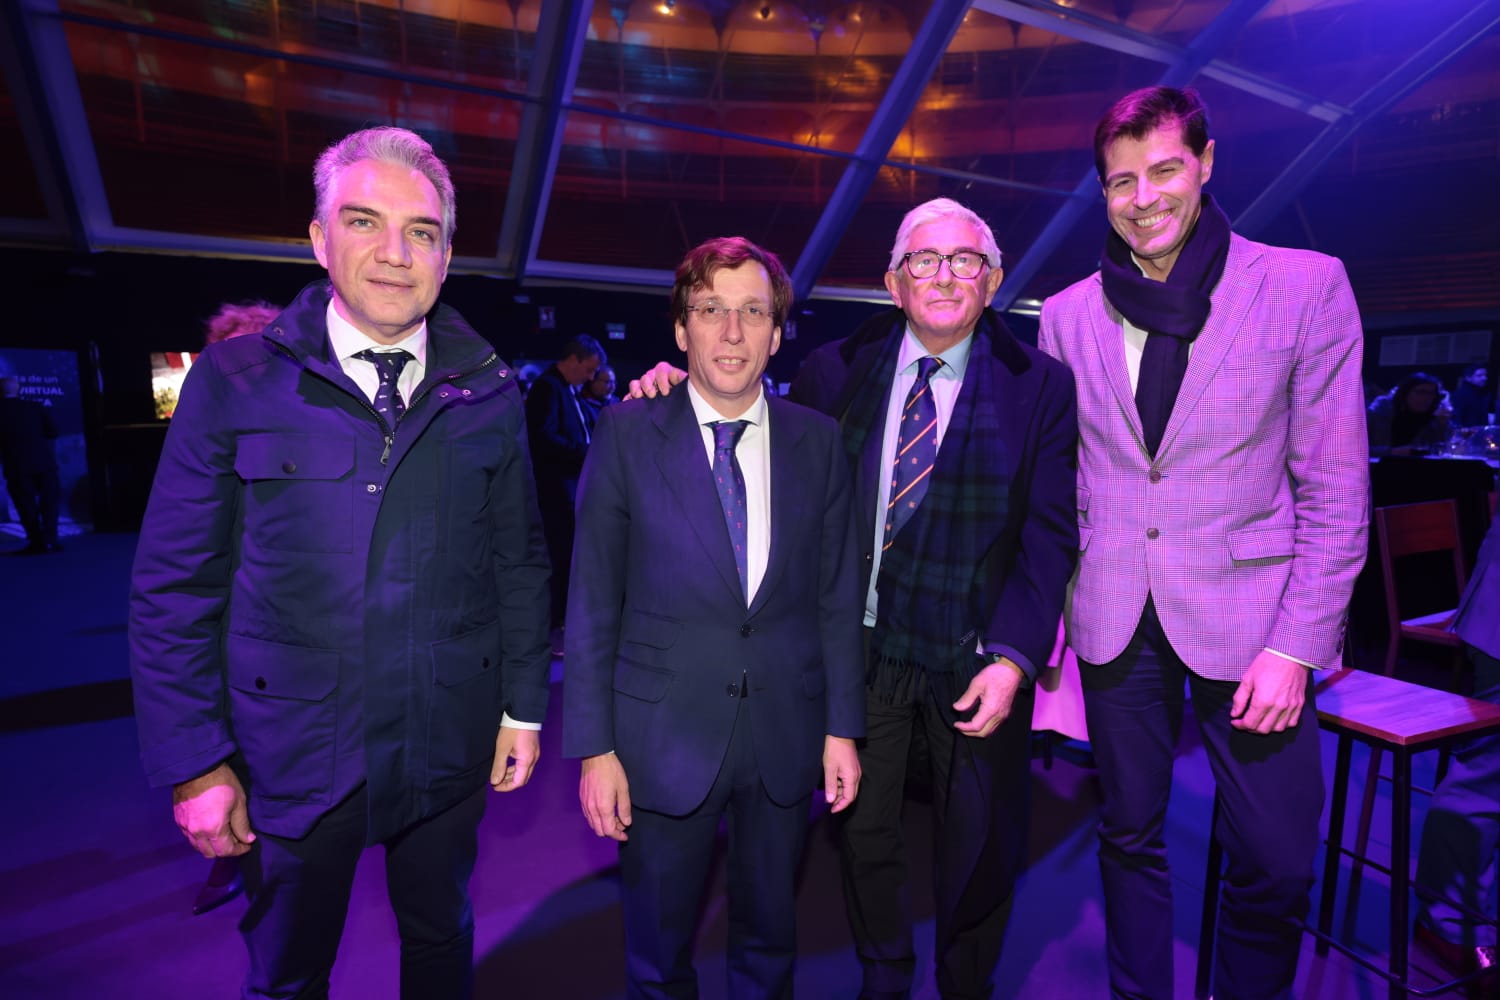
left=2, top=0, right=1498, bottom=319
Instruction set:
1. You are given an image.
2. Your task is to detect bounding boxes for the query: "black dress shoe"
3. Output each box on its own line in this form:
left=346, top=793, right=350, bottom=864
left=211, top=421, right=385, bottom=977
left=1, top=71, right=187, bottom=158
left=192, top=856, right=244, bottom=915
left=1415, top=921, right=1498, bottom=986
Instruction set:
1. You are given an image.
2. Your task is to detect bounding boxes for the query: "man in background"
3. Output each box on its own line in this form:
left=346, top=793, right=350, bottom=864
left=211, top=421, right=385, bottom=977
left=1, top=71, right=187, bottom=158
left=0, top=374, right=61, bottom=555
left=525, top=334, right=606, bottom=647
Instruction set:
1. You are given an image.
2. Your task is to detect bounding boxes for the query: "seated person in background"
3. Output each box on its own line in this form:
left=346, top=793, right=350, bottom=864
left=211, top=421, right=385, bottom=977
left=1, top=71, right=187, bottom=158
left=1452, top=364, right=1492, bottom=430
left=1413, top=515, right=1500, bottom=992
left=1368, top=371, right=1452, bottom=456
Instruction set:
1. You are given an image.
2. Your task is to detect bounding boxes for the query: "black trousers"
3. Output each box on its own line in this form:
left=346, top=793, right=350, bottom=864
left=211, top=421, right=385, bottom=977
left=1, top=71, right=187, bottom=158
left=5, top=465, right=59, bottom=546
left=839, top=667, right=1034, bottom=1000
left=1081, top=599, right=1323, bottom=1000
left=238, top=783, right=486, bottom=1000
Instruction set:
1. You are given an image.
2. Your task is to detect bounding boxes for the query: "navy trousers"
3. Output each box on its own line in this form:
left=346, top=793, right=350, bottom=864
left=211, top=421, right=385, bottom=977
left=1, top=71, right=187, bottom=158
left=1416, top=645, right=1500, bottom=949
left=1080, top=600, right=1323, bottom=1000
left=238, top=783, right=486, bottom=1000
left=618, top=698, right=810, bottom=1000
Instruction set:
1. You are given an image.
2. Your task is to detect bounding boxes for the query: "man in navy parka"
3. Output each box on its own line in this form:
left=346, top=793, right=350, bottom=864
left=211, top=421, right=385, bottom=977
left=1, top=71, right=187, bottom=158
left=128, top=126, right=552, bottom=999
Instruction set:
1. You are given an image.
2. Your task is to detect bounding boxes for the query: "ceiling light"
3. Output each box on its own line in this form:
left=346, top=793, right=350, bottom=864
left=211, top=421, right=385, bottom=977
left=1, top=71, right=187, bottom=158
left=758, top=4, right=772, bottom=19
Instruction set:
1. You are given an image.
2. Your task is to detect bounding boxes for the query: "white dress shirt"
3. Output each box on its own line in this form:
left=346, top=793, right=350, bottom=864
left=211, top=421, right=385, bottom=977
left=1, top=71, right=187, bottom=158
left=326, top=301, right=543, bottom=726
left=686, top=382, right=772, bottom=605
left=866, top=327, right=974, bottom=627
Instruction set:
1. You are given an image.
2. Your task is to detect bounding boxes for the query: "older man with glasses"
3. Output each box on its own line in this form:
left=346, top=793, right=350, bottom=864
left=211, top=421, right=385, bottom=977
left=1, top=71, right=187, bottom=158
left=634, top=200, right=1077, bottom=999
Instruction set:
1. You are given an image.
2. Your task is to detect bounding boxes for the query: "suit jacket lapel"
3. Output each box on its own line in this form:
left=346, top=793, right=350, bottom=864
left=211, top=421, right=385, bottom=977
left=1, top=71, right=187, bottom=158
left=1155, top=237, right=1265, bottom=458
left=653, top=390, right=745, bottom=604
left=749, top=398, right=804, bottom=616
left=1090, top=280, right=1147, bottom=453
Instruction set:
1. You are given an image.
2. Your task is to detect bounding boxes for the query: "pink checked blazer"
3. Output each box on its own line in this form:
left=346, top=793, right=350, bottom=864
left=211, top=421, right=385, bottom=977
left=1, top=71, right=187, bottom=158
left=1038, top=233, right=1370, bottom=681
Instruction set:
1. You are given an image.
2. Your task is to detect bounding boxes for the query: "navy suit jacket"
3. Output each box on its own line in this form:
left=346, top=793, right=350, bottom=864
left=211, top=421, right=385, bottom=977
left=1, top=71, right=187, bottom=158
left=562, top=388, right=865, bottom=815
left=525, top=364, right=591, bottom=509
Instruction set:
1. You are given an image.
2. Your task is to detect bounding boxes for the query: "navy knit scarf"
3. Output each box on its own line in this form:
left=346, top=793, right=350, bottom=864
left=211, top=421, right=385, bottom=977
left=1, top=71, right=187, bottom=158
left=1101, top=193, right=1230, bottom=456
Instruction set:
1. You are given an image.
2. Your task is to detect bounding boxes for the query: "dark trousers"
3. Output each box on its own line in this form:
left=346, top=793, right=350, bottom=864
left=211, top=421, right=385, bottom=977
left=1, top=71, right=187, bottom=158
left=238, top=783, right=486, bottom=1000
left=839, top=673, right=1035, bottom=1000
left=5, top=465, right=59, bottom=546
left=1080, top=600, right=1323, bottom=1000
left=1416, top=645, right=1500, bottom=948
left=618, top=698, right=810, bottom=1000
left=539, top=500, right=574, bottom=628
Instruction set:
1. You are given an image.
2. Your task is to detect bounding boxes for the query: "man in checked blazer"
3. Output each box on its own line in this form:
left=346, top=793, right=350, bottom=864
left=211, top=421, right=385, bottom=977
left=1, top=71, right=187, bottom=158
left=1039, top=86, right=1369, bottom=999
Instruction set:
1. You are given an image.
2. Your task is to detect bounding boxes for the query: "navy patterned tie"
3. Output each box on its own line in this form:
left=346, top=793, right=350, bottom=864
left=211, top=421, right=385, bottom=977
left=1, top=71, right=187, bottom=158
left=713, top=420, right=751, bottom=600
left=356, top=348, right=414, bottom=429
left=884, top=355, right=943, bottom=550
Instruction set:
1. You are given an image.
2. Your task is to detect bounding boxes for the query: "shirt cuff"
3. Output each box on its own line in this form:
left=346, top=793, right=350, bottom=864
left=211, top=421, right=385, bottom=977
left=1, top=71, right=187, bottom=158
left=1263, top=647, right=1322, bottom=670
left=501, top=713, right=542, bottom=731
left=980, top=644, right=1037, bottom=685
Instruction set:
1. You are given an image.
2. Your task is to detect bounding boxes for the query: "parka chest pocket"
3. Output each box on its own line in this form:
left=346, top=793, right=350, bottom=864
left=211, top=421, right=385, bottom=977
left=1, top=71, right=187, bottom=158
left=234, top=433, right=355, bottom=553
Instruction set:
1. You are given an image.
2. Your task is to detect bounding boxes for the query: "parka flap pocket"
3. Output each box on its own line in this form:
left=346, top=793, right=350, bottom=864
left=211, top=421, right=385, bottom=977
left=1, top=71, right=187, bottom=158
left=430, top=621, right=502, bottom=687
left=226, top=635, right=339, bottom=701
left=235, top=433, right=353, bottom=481
left=613, top=661, right=673, bottom=703
left=1227, top=525, right=1295, bottom=561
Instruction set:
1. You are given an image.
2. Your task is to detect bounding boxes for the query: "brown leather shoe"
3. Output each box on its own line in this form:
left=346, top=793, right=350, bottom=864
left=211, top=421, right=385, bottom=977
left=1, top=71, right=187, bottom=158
left=1414, top=922, right=1497, bottom=991
left=191, top=856, right=244, bottom=915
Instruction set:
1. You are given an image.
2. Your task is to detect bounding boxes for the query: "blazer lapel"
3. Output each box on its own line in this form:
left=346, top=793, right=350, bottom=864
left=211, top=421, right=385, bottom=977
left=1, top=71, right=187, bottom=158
left=653, top=391, right=746, bottom=604
left=1090, top=280, right=1147, bottom=453
left=749, top=399, right=804, bottom=616
left=1155, top=237, right=1266, bottom=458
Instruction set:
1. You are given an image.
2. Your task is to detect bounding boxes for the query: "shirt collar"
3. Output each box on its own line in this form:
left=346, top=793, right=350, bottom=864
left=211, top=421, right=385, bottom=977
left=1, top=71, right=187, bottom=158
left=898, top=324, right=972, bottom=380
left=686, top=380, right=767, bottom=428
left=326, top=299, right=428, bottom=369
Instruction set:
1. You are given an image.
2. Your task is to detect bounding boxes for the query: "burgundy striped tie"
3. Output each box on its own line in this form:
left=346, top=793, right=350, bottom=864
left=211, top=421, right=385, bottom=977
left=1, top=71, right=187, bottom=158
left=884, top=355, right=942, bottom=550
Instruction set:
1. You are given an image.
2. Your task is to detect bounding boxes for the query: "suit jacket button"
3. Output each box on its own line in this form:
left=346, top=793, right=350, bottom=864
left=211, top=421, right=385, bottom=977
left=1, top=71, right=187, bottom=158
left=740, top=624, right=752, bottom=638
left=254, top=676, right=267, bottom=690
left=726, top=683, right=739, bottom=697
left=1148, top=469, right=1162, bottom=483
left=282, top=460, right=296, bottom=474
left=1146, top=527, right=1160, bottom=539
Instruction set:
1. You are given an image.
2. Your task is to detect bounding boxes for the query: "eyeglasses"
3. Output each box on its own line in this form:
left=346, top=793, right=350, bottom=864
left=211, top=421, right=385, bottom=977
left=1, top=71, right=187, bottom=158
left=685, top=302, right=774, bottom=329
left=897, top=248, right=994, bottom=280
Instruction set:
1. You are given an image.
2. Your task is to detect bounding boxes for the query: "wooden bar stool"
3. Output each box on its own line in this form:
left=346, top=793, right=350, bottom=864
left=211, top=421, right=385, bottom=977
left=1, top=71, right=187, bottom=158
left=1196, top=668, right=1500, bottom=1000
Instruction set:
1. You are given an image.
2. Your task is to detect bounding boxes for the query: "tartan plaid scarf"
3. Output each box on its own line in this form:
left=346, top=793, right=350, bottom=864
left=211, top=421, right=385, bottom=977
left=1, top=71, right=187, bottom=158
left=836, top=309, right=1014, bottom=702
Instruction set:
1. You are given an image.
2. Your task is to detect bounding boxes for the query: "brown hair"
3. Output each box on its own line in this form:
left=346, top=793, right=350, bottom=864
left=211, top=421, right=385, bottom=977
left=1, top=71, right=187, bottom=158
left=1093, top=86, right=1211, bottom=181
left=671, top=237, right=792, bottom=330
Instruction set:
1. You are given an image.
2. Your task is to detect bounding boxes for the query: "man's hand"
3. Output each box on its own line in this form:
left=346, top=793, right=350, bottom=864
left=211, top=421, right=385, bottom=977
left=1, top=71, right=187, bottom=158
left=627, top=362, right=687, bottom=399
left=491, top=726, right=541, bottom=792
left=172, top=762, right=254, bottom=859
left=822, top=736, right=861, bottom=813
left=1230, top=650, right=1308, bottom=734
left=579, top=753, right=632, bottom=841
left=953, top=658, right=1025, bottom=739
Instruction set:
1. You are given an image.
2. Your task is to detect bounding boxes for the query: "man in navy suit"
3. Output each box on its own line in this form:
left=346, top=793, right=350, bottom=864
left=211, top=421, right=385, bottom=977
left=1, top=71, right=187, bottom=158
left=563, top=236, right=865, bottom=999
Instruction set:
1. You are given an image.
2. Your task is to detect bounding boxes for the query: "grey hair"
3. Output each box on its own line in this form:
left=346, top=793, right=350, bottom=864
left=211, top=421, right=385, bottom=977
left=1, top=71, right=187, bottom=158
left=312, top=126, right=456, bottom=244
left=887, top=197, right=1002, bottom=272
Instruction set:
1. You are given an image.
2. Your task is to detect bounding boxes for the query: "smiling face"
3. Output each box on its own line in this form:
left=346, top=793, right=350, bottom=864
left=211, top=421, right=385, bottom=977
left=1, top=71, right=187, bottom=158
left=308, top=158, right=451, bottom=344
left=884, top=217, right=1004, bottom=355
left=674, top=261, right=781, bottom=419
left=1102, top=123, right=1215, bottom=282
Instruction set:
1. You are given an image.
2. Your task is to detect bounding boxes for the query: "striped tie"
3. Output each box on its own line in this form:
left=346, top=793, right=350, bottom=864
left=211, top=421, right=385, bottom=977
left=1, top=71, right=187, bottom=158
left=884, top=355, right=942, bottom=550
